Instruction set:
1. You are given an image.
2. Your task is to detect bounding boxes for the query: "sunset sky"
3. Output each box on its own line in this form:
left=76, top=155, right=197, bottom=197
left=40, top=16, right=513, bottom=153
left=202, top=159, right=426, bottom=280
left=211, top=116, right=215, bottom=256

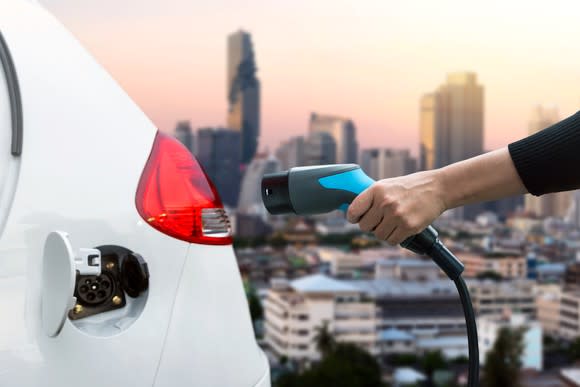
left=41, top=0, right=580, bottom=156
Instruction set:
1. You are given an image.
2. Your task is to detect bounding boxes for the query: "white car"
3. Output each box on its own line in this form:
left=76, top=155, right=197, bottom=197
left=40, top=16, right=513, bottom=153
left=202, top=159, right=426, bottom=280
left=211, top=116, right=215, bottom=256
left=0, top=1, right=270, bottom=386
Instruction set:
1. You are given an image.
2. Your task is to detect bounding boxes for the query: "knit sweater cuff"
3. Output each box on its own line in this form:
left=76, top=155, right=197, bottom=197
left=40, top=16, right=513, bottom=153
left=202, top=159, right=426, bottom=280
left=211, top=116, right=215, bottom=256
left=508, top=111, right=580, bottom=196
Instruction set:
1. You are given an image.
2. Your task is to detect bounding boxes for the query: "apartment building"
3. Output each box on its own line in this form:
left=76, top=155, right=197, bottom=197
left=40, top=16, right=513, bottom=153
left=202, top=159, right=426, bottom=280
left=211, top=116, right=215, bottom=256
left=264, top=274, right=376, bottom=361
left=353, top=279, right=468, bottom=358
left=559, top=290, right=580, bottom=340
left=467, top=279, right=536, bottom=318
left=536, top=284, right=561, bottom=337
left=478, top=313, right=543, bottom=371
left=459, top=252, right=527, bottom=279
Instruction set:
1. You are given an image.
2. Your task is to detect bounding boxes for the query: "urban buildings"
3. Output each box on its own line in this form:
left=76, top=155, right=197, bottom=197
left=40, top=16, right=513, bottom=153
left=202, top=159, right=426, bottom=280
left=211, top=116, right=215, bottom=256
left=536, top=284, right=561, bottom=337
left=174, top=120, right=194, bottom=154
left=419, top=72, right=484, bottom=171
left=467, top=279, right=536, bottom=317
left=304, top=131, right=336, bottom=165
left=275, top=136, right=305, bottom=170
left=559, top=290, right=580, bottom=340
left=524, top=105, right=574, bottom=219
left=264, top=273, right=469, bottom=362
left=309, top=113, right=358, bottom=164
left=237, top=153, right=280, bottom=237
left=360, top=148, right=417, bottom=181
left=196, top=127, right=242, bottom=207
left=264, top=275, right=377, bottom=361
left=478, top=313, right=543, bottom=371
left=227, top=30, right=260, bottom=165
left=458, top=252, right=527, bottom=279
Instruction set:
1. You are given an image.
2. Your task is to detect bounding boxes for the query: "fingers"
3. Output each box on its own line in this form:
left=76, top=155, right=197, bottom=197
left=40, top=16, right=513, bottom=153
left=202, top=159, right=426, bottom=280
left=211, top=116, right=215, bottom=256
left=373, top=216, right=396, bottom=241
left=358, top=201, right=383, bottom=232
left=347, top=186, right=375, bottom=223
left=385, top=227, right=409, bottom=246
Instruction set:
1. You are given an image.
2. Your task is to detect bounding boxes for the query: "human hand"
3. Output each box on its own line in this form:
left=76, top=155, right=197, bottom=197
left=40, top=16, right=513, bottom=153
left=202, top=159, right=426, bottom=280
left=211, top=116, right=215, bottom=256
left=346, top=170, right=447, bottom=245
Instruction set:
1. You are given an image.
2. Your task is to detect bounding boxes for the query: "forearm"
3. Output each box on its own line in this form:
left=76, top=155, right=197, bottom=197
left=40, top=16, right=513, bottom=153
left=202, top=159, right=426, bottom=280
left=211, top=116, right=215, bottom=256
left=436, top=147, right=527, bottom=210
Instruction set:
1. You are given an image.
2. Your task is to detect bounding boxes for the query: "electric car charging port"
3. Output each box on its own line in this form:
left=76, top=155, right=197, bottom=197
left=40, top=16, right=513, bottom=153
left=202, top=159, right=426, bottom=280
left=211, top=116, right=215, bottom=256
left=69, top=253, right=126, bottom=320
left=67, top=245, right=150, bottom=337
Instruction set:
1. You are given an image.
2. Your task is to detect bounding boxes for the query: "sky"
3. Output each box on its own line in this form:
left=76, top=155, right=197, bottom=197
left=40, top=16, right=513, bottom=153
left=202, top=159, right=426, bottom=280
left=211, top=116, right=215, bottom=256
left=41, top=0, right=580, bottom=156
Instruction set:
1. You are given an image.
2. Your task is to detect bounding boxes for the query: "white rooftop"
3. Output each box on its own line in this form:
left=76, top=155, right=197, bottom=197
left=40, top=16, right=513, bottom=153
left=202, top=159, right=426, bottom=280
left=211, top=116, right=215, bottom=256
left=290, top=274, right=360, bottom=293
left=393, top=368, right=426, bottom=384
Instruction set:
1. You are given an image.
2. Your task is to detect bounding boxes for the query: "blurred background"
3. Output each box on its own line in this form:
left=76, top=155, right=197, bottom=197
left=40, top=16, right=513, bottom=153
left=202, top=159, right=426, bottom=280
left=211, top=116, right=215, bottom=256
left=42, top=1, right=580, bottom=386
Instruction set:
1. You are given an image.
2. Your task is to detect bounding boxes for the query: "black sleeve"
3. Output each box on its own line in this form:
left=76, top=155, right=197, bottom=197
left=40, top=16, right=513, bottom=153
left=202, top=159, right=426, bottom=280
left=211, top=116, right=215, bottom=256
left=508, top=111, right=580, bottom=196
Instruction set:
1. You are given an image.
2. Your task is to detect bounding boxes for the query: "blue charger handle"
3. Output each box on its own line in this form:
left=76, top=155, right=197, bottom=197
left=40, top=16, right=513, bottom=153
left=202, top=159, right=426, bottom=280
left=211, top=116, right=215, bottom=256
left=286, top=164, right=460, bottom=277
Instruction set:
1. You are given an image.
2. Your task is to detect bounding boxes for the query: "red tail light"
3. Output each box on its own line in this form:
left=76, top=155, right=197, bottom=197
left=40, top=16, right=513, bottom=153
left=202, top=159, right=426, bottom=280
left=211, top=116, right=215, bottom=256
left=136, top=132, right=232, bottom=245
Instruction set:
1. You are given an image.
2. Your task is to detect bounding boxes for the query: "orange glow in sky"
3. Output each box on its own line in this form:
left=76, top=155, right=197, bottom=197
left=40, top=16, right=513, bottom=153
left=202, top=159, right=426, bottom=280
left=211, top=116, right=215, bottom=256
left=42, top=0, right=580, bottom=156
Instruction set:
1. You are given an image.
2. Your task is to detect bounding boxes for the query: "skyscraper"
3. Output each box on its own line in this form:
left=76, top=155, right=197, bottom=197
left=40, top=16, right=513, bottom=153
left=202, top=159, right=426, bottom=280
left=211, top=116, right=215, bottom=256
left=227, top=30, right=260, bottom=165
left=419, top=94, right=436, bottom=170
left=196, top=127, right=242, bottom=207
left=420, top=72, right=484, bottom=170
left=309, top=113, right=358, bottom=164
left=304, top=131, right=336, bottom=166
left=420, top=72, right=484, bottom=219
left=524, top=106, right=573, bottom=218
left=275, top=136, right=305, bottom=170
left=174, top=120, right=194, bottom=154
left=360, top=148, right=417, bottom=180
left=237, top=153, right=280, bottom=217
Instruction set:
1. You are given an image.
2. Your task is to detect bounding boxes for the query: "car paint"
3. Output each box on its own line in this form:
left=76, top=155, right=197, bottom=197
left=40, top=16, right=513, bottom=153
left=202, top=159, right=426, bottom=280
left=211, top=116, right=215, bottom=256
left=0, top=1, right=269, bottom=386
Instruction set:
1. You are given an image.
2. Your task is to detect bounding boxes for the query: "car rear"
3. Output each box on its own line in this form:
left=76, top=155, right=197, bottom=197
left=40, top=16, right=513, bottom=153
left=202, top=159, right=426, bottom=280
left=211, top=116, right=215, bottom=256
left=0, top=1, right=269, bottom=386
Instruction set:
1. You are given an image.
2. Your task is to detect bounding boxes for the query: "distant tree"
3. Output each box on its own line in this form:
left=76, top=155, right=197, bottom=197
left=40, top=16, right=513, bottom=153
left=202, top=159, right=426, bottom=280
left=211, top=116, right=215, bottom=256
left=569, top=337, right=580, bottom=361
left=390, top=353, right=418, bottom=366
left=476, top=271, right=503, bottom=281
left=313, top=321, right=336, bottom=357
left=275, top=343, right=385, bottom=387
left=421, top=350, right=447, bottom=385
left=482, top=327, right=526, bottom=387
left=269, top=232, right=288, bottom=249
left=247, top=287, right=263, bottom=323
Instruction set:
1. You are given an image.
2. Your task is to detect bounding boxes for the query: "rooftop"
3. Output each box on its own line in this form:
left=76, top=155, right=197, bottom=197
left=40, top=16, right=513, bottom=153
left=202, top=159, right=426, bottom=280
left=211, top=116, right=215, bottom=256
left=378, top=328, right=415, bottom=342
left=290, top=274, right=360, bottom=293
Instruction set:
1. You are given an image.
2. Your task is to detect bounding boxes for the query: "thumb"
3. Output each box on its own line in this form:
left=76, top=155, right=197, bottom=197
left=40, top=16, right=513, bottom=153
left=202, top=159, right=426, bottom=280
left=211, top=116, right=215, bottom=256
left=347, top=186, right=374, bottom=223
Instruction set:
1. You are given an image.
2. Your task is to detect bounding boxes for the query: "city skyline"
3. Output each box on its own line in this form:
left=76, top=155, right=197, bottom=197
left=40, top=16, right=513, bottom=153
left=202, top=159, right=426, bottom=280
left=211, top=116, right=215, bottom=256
left=42, top=0, right=580, bottom=156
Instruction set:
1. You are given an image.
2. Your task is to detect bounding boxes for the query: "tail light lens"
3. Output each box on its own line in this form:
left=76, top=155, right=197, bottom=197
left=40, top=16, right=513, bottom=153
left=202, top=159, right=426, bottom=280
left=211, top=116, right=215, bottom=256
left=136, top=132, right=232, bottom=245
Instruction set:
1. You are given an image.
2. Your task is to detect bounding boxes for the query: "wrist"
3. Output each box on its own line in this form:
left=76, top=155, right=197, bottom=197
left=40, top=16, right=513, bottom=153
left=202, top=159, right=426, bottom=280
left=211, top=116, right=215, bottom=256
left=432, top=167, right=451, bottom=211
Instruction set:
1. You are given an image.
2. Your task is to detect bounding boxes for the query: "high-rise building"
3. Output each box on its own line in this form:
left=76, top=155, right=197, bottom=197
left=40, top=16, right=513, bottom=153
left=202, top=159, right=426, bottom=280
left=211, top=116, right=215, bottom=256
left=420, top=72, right=484, bottom=219
left=196, top=127, right=241, bottom=207
left=304, top=131, right=336, bottom=165
left=227, top=30, right=260, bottom=165
left=174, top=120, right=194, bottom=154
left=524, top=106, right=574, bottom=218
left=420, top=72, right=484, bottom=170
left=360, top=148, right=416, bottom=180
left=275, top=136, right=305, bottom=170
left=419, top=94, right=436, bottom=170
left=237, top=153, right=280, bottom=218
left=309, top=113, right=358, bottom=164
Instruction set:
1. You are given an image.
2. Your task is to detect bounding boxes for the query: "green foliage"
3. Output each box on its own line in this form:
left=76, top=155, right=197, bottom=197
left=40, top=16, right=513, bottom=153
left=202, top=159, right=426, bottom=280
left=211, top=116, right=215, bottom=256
left=568, top=337, right=580, bottom=361
left=233, top=235, right=267, bottom=248
left=275, top=344, right=385, bottom=387
left=482, top=327, right=526, bottom=387
left=313, top=321, right=336, bottom=357
left=390, top=353, right=418, bottom=366
left=421, top=350, right=447, bottom=384
left=247, top=286, right=263, bottom=322
left=318, top=232, right=361, bottom=245
left=476, top=270, right=503, bottom=281
left=450, top=355, right=469, bottom=365
left=269, top=232, right=288, bottom=249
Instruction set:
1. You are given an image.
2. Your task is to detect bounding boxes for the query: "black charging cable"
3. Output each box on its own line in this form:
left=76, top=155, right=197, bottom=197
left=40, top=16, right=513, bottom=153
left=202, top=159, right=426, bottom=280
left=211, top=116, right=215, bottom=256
left=402, top=226, right=479, bottom=387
